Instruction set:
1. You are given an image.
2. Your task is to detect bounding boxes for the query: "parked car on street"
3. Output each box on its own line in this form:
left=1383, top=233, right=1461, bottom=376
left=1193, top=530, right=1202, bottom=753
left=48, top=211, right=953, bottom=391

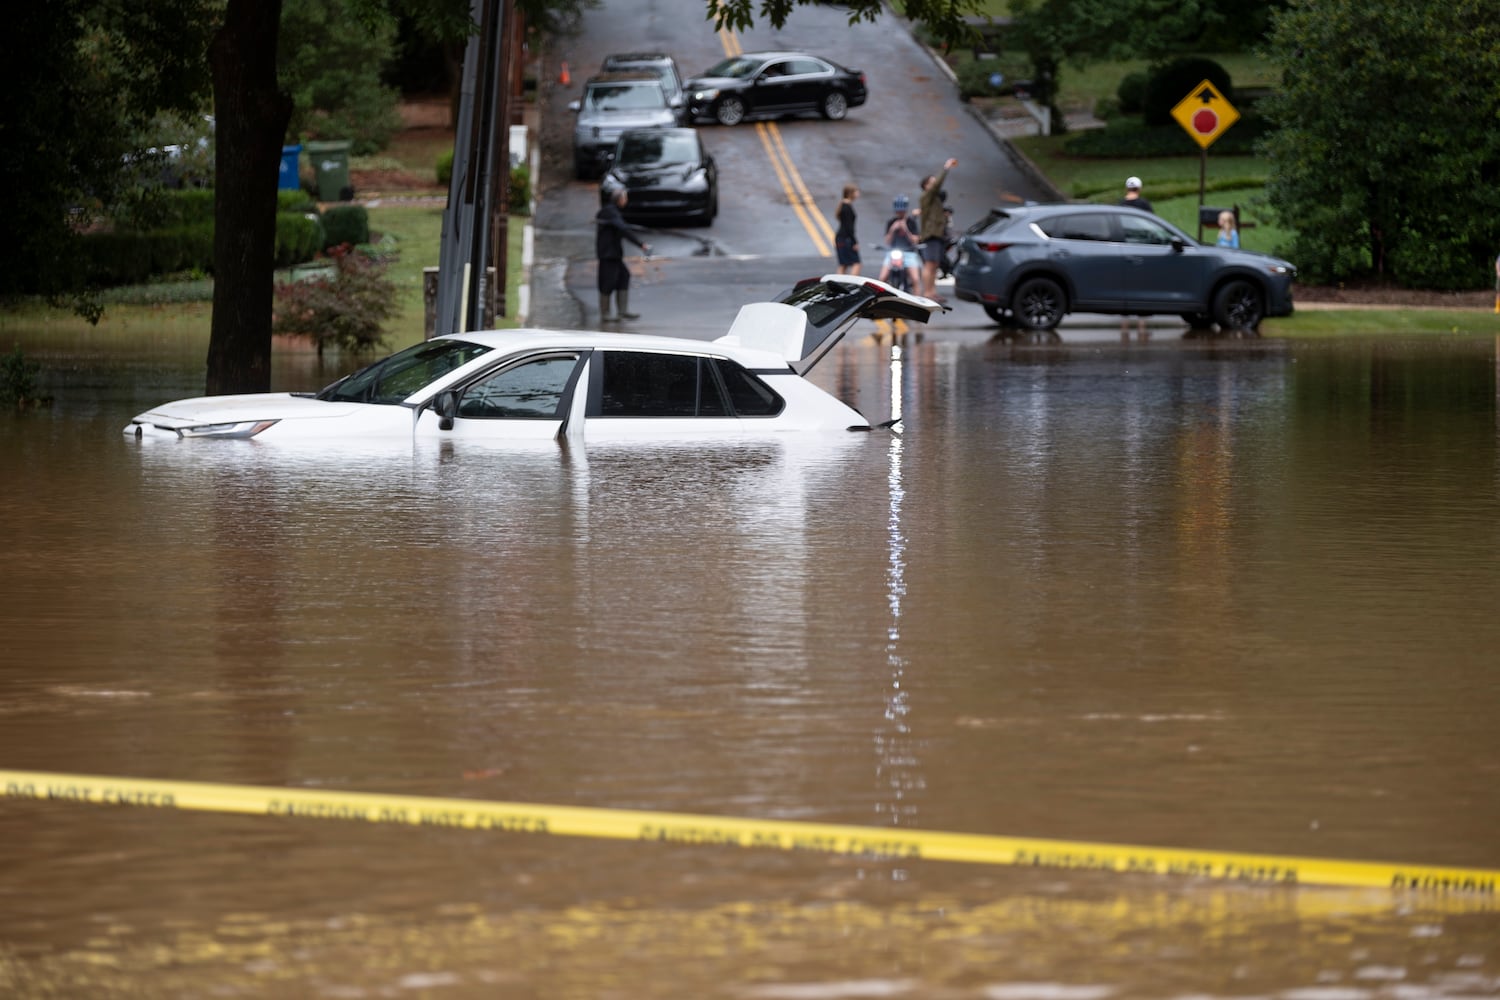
left=685, top=50, right=866, bottom=126
left=600, top=52, right=688, bottom=124
left=952, top=203, right=1297, bottom=331
left=569, top=72, right=677, bottom=178
left=124, top=277, right=946, bottom=443
left=603, top=128, right=717, bottom=226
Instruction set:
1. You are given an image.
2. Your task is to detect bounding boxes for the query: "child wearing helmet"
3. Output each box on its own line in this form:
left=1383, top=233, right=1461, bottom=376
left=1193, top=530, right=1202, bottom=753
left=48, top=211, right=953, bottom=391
left=877, top=195, right=922, bottom=292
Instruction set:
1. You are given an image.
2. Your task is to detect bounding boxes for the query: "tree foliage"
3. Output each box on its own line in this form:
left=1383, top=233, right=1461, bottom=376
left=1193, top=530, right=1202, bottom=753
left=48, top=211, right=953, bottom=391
left=1258, top=0, right=1500, bottom=289
left=280, top=0, right=403, bottom=155
left=0, top=1, right=214, bottom=313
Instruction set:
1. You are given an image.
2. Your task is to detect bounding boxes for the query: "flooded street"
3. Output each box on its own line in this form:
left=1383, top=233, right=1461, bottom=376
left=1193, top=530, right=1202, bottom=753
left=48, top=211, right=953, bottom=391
left=2, top=326, right=1499, bottom=997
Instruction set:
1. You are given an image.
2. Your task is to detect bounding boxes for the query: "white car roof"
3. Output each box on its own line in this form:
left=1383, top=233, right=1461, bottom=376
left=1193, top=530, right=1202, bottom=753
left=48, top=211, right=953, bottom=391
left=432, top=328, right=793, bottom=371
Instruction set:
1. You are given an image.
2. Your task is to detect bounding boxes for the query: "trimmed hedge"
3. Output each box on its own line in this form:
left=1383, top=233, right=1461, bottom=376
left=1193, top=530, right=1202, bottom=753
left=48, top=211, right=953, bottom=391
left=82, top=226, right=215, bottom=285
left=276, top=212, right=325, bottom=267
left=322, top=204, right=370, bottom=249
left=1062, top=115, right=1275, bottom=158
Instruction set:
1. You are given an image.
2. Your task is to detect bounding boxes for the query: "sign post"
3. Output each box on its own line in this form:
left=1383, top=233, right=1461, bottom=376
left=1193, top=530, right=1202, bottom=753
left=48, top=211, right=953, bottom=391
left=1171, top=80, right=1240, bottom=241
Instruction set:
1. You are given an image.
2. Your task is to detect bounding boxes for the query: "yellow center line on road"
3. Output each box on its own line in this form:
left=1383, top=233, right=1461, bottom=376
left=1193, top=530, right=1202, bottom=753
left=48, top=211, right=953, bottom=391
left=718, top=28, right=834, bottom=259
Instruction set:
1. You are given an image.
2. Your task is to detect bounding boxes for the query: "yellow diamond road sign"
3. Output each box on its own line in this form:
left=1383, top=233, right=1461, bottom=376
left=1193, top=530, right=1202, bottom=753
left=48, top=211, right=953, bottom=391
left=1171, top=79, right=1240, bottom=149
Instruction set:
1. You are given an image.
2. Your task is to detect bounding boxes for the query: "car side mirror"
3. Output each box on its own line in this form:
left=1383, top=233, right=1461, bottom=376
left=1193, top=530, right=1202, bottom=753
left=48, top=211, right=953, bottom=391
left=433, top=390, right=459, bottom=430
left=567, top=100, right=581, bottom=113
left=1171, top=237, right=1187, bottom=253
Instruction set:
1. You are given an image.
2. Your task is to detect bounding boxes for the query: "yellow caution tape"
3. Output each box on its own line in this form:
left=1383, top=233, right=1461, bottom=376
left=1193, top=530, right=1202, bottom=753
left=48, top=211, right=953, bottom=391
left=3, top=768, right=1496, bottom=896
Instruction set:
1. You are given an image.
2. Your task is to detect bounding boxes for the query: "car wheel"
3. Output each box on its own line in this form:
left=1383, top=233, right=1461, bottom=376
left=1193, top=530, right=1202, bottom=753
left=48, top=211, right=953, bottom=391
left=1012, top=277, right=1066, bottom=331
left=820, top=91, right=848, bottom=120
left=1212, top=280, right=1265, bottom=331
left=715, top=97, right=746, bottom=126
left=1180, top=311, right=1214, bottom=330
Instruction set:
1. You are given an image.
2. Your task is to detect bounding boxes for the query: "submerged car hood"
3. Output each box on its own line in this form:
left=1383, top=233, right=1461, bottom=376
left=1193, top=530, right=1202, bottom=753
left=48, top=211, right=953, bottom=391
left=131, top=393, right=366, bottom=429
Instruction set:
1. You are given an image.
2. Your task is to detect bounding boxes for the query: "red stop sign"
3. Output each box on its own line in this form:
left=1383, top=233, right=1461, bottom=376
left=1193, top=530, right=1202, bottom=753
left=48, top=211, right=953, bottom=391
left=1193, top=109, right=1219, bottom=134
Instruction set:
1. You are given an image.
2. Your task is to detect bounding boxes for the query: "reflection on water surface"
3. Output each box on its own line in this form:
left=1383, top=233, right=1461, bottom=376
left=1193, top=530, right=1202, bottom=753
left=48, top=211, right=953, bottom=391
left=1, top=329, right=1497, bottom=996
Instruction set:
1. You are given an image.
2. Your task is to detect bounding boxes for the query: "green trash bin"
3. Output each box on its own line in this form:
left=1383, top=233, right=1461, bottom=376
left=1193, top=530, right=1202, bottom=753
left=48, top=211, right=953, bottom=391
left=304, top=140, right=353, bottom=202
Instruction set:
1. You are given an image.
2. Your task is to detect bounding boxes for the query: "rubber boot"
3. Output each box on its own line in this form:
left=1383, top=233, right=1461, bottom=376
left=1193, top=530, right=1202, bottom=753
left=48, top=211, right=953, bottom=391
left=617, top=290, right=640, bottom=320
left=598, top=293, right=615, bottom=322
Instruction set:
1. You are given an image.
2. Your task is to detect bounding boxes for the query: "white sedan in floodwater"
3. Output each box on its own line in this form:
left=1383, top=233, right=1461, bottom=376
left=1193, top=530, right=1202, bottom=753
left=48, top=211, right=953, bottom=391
left=125, top=277, right=943, bottom=443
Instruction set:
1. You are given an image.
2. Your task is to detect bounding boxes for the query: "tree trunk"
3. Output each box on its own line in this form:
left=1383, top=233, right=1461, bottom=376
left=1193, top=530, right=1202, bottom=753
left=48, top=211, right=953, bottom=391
left=205, top=0, right=293, bottom=395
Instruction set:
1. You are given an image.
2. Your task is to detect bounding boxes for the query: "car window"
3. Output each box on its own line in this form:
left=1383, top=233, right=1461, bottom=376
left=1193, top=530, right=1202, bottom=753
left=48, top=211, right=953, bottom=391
left=587, top=83, right=666, bottom=111
left=704, top=56, right=761, bottom=79
left=714, top=360, right=783, bottom=417
left=458, top=354, right=580, bottom=419
left=1037, top=212, right=1113, bottom=242
left=787, top=59, right=826, bottom=76
left=598, top=352, right=718, bottom=417
left=1119, top=213, right=1177, bottom=246
left=761, top=61, right=791, bottom=79
left=318, top=339, right=490, bottom=405
left=618, top=131, right=697, bottom=166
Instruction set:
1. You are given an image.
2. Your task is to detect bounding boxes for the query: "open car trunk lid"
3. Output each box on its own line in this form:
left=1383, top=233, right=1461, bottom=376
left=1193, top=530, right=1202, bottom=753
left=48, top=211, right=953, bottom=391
left=714, top=275, right=947, bottom=375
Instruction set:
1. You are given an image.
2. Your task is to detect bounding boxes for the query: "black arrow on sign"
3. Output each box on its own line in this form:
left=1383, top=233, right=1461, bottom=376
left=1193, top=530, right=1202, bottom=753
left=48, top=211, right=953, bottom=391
left=1196, top=86, right=1218, bottom=103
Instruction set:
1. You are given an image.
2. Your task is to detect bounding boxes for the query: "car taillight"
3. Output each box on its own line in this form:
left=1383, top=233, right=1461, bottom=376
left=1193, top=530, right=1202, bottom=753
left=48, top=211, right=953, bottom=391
left=977, top=241, right=1013, bottom=253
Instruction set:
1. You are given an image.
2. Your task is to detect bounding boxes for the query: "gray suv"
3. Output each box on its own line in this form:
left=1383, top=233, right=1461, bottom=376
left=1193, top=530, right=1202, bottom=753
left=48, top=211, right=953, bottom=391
left=601, top=52, right=687, bottom=124
left=953, top=203, right=1297, bottom=332
left=569, top=72, right=677, bottom=179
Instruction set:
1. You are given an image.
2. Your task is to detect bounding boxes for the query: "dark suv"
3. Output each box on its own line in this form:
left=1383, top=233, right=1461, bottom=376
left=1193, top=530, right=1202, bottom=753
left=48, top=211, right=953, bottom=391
left=568, top=72, right=676, bottom=178
left=601, top=52, right=687, bottom=124
left=953, top=203, right=1296, bottom=331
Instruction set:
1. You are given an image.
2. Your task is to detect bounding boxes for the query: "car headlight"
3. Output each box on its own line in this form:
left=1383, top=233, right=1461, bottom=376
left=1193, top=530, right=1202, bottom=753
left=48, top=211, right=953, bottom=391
left=692, top=88, right=719, bottom=102
left=1267, top=264, right=1293, bottom=276
left=178, top=420, right=279, bottom=439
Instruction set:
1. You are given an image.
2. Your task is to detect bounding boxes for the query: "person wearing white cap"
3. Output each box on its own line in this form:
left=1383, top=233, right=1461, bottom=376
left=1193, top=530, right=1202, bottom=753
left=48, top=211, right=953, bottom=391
left=1119, top=176, right=1153, bottom=339
left=1120, top=175, right=1154, bottom=213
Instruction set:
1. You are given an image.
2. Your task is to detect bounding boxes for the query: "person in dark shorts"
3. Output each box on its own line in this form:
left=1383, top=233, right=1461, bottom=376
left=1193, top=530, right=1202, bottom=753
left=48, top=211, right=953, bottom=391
left=835, top=183, right=861, bottom=275
left=918, top=158, right=957, bottom=301
left=595, top=183, right=651, bottom=322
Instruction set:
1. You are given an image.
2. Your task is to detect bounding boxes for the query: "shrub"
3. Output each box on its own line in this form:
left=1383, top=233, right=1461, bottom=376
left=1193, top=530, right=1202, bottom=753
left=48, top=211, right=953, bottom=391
left=508, top=164, right=531, bottom=215
left=1, top=347, right=41, bottom=408
left=278, top=190, right=319, bottom=214
left=1143, top=57, right=1233, bottom=127
left=1062, top=115, right=1273, bottom=158
left=1117, top=72, right=1148, bottom=115
left=275, top=212, right=325, bottom=267
left=321, top=204, right=370, bottom=250
left=437, top=149, right=454, bottom=186
left=80, top=225, right=215, bottom=286
left=272, top=245, right=397, bottom=354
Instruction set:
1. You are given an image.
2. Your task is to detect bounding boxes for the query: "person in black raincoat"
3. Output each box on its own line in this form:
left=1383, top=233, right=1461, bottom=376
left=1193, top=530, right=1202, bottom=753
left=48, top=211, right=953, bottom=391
left=595, top=183, right=651, bottom=321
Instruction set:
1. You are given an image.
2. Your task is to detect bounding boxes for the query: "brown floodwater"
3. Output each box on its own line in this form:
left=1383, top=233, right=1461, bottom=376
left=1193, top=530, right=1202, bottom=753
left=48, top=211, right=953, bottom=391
left=1, top=325, right=1498, bottom=998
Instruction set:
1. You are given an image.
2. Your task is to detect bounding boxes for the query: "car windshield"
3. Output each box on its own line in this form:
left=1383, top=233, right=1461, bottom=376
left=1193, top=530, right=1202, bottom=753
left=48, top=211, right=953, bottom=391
left=586, top=83, right=666, bottom=111
left=317, top=339, right=491, bottom=405
left=703, top=56, right=762, bottom=79
left=617, top=131, right=697, bottom=166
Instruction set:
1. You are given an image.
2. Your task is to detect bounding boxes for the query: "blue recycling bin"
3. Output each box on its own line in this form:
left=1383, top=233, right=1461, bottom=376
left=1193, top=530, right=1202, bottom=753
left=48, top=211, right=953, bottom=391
left=279, top=144, right=303, bottom=191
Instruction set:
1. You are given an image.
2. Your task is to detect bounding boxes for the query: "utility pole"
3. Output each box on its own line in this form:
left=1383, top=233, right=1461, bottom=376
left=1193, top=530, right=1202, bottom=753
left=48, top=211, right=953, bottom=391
left=434, top=0, right=514, bottom=336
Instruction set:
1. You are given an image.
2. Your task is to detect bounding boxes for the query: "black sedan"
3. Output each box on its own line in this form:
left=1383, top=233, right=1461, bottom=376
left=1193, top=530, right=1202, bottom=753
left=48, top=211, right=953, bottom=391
left=685, top=51, right=866, bottom=126
left=604, top=129, right=718, bottom=226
